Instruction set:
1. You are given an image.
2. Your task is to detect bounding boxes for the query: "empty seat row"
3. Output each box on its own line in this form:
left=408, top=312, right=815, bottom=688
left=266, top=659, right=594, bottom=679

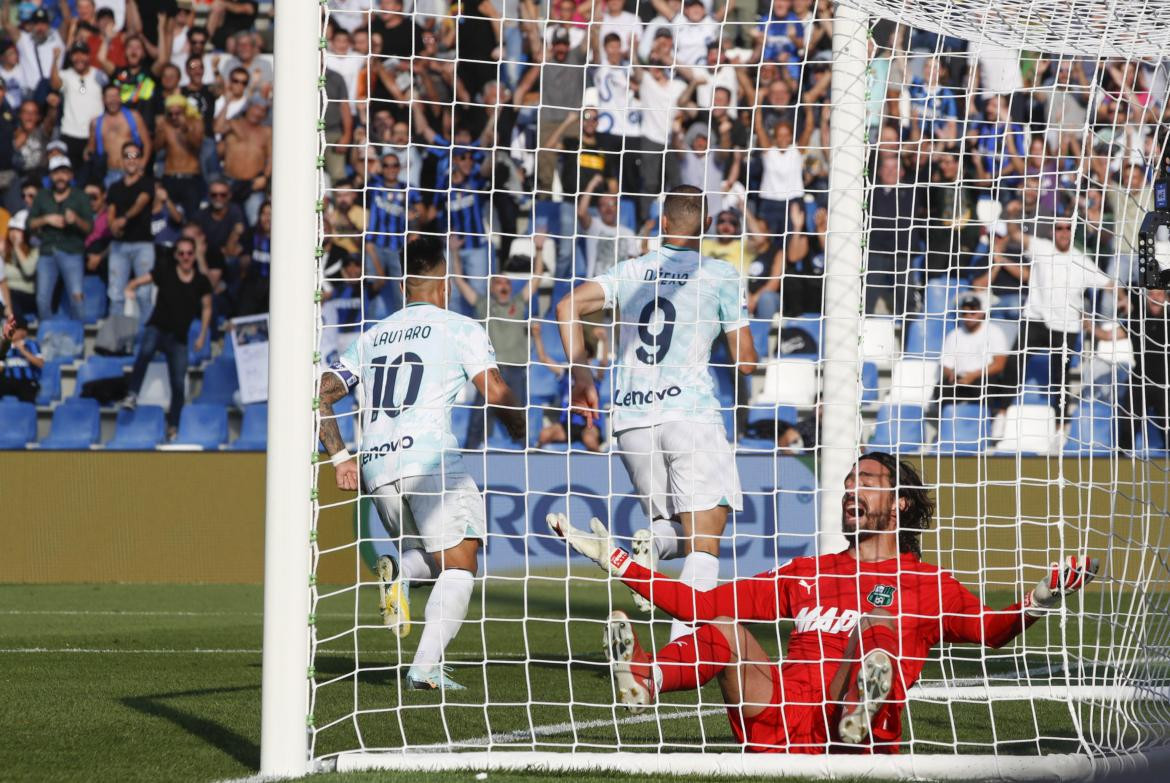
left=0, top=399, right=269, bottom=451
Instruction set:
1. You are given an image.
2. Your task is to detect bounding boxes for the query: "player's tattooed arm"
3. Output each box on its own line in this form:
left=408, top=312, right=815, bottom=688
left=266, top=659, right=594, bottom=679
left=475, top=367, right=527, bottom=443
left=318, top=371, right=350, bottom=459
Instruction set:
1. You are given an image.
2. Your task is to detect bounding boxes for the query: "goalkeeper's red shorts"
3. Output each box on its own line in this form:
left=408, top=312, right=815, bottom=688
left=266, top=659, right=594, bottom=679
left=727, top=663, right=902, bottom=754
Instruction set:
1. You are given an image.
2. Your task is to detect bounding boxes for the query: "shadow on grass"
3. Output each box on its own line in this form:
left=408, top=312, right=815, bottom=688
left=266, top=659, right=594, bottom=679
left=120, top=685, right=259, bottom=769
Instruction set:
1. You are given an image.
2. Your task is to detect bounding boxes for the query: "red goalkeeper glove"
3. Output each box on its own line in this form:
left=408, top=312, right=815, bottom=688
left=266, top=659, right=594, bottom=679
left=1025, top=554, right=1100, bottom=617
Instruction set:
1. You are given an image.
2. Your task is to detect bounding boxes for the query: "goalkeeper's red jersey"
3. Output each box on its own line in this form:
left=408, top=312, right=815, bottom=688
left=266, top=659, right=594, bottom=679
left=619, top=550, right=1037, bottom=751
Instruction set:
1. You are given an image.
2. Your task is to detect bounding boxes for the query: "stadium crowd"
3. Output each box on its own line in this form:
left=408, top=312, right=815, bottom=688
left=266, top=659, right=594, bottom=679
left=2, top=0, right=1168, bottom=452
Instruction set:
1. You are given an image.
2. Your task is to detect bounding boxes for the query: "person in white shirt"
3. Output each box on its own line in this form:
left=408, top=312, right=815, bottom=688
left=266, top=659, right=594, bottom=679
left=673, top=0, right=720, bottom=65
left=1014, top=217, right=1118, bottom=408
left=329, top=0, right=373, bottom=33
left=51, top=41, right=106, bottom=170
left=977, top=40, right=1023, bottom=97
left=753, top=109, right=809, bottom=237
left=0, top=40, right=31, bottom=109
left=15, top=8, right=65, bottom=96
left=631, top=58, right=701, bottom=211
left=577, top=173, right=640, bottom=278
left=598, top=0, right=641, bottom=58
left=639, top=0, right=681, bottom=63
left=323, top=28, right=363, bottom=115
left=939, top=292, right=1012, bottom=406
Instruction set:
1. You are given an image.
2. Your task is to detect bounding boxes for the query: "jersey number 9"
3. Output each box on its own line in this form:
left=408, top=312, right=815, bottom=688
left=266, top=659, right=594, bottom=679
left=635, top=296, right=676, bottom=365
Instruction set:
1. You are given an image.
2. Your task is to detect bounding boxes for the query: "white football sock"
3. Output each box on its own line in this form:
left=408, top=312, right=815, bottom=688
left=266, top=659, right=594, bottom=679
left=670, top=551, right=719, bottom=641
left=651, top=519, right=685, bottom=561
left=401, top=548, right=438, bottom=584
left=412, top=568, right=474, bottom=670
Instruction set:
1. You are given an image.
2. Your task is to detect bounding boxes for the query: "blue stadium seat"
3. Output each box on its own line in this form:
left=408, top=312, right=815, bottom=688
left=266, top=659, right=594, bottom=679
left=229, top=403, right=268, bottom=451
left=81, top=275, right=108, bottom=324
left=749, top=319, right=772, bottom=360
left=450, top=404, right=472, bottom=447
left=1064, top=400, right=1114, bottom=454
left=618, top=197, right=638, bottom=232
left=936, top=402, right=987, bottom=454
left=780, top=314, right=823, bottom=359
left=195, top=357, right=239, bottom=406
left=537, top=318, right=567, bottom=364
left=903, top=318, right=947, bottom=358
left=188, top=320, right=212, bottom=366
left=37, top=318, right=85, bottom=361
left=748, top=404, right=798, bottom=425
left=0, top=398, right=37, bottom=448
left=36, top=359, right=64, bottom=405
left=487, top=418, right=524, bottom=449
left=1021, top=354, right=1053, bottom=406
left=40, top=398, right=101, bottom=449
left=869, top=404, right=926, bottom=452
left=861, top=361, right=880, bottom=404
left=1135, top=422, right=1168, bottom=457
left=74, top=356, right=128, bottom=398
left=106, top=405, right=166, bottom=450
left=173, top=403, right=228, bottom=449
left=708, top=365, right=736, bottom=410
left=528, top=363, right=562, bottom=405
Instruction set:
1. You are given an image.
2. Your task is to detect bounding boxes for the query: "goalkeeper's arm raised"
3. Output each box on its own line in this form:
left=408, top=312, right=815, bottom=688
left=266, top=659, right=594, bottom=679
left=547, top=514, right=785, bottom=623
left=942, top=555, right=1101, bottom=648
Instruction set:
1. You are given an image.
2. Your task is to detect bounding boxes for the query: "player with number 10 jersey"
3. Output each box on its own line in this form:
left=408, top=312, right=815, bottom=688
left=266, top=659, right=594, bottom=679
left=557, top=187, right=757, bottom=640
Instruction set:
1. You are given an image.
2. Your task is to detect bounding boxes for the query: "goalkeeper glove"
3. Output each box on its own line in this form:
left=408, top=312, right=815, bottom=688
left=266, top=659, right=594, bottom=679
left=1025, top=554, right=1100, bottom=617
left=546, top=513, right=633, bottom=577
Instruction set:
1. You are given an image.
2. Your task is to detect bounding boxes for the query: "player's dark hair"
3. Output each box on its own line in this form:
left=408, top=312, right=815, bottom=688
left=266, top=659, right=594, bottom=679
left=860, top=451, right=934, bottom=557
left=662, top=185, right=705, bottom=237
left=404, top=235, right=446, bottom=283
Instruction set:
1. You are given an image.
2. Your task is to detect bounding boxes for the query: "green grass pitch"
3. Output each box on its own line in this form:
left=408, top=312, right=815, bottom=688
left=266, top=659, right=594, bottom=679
left=1, top=580, right=1085, bottom=783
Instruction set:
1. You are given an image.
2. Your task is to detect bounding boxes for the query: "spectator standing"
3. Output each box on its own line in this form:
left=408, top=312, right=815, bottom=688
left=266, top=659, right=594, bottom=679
left=29, top=156, right=92, bottom=320
left=1012, top=217, right=1117, bottom=408
left=0, top=81, right=15, bottom=202
left=632, top=61, right=693, bottom=211
left=907, top=56, right=959, bottom=143
left=10, top=7, right=65, bottom=102
left=0, top=39, right=31, bottom=109
left=598, top=0, right=640, bottom=58
left=320, top=68, right=351, bottom=184
left=171, top=24, right=216, bottom=87
left=150, top=180, right=184, bottom=257
left=592, top=32, right=639, bottom=161
left=196, top=176, right=245, bottom=284
left=236, top=199, right=270, bottom=315
left=13, top=98, right=52, bottom=182
left=972, top=199, right=1029, bottom=320
left=207, top=0, right=258, bottom=51
left=217, top=94, right=271, bottom=224
left=2, top=209, right=35, bottom=316
left=0, top=313, right=41, bottom=402
left=938, top=292, right=1012, bottom=407
left=93, top=8, right=128, bottom=73
left=122, top=236, right=212, bottom=439
left=107, top=140, right=155, bottom=324
left=364, top=150, right=407, bottom=317
left=111, top=35, right=158, bottom=124
left=753, top=113, right=809, bottom=237
left=1120, top=288, right=1170, bottom=448
left=83, top=180, right=111, bottom=273
left=532, top=25, right=585, bottom=197
left=155, top=93, right=204, bottom=219
left=577, top=173, right=639, bottom=278
left=865, top=154, right=915, bottom=315
left=440, top=146, right=491, bottom=311
left=52, top=40, right=105, bottom=173
left=217, top=31, right=272, bottom=96
left=181, top=54, right=219, bottom=182
left=87, top=83, right=150, bottom=186
left=452, top=239, right=542, bottom=449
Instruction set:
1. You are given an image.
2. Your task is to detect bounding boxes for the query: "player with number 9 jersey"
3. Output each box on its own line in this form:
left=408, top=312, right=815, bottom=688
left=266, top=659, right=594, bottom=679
left=557, top=188, right=757, bottom=640
left=331, top=302, right=498, bottom=491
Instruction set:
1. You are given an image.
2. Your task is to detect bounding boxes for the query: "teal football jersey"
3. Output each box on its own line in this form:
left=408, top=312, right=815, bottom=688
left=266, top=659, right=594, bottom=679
left=331, top=302, right=497, bottom=488
left=594, top=244, right=749, bottom=431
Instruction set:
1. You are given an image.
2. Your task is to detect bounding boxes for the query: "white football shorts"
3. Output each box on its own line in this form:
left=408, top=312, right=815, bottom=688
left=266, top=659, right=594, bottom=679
left=370, top=472, right=486, bottom=554
left=615, top=421, right=743, bottom=519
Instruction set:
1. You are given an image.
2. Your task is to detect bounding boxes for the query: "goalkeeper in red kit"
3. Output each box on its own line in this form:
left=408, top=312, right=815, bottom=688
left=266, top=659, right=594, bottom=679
left=547, top=451, right=1100, bottom=753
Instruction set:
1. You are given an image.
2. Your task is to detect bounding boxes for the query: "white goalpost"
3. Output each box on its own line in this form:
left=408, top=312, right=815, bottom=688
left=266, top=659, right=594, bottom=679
left=261, top=0, right=1170, bottom=777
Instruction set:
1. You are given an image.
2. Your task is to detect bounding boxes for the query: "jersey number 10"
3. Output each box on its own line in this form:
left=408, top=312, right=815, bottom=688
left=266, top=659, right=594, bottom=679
left=369, top=352, right=424, bottom=422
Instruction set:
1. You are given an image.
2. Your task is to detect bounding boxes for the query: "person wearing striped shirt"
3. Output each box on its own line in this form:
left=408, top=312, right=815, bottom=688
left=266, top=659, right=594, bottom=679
left=0, top=315, right=42, bottom=402
left=437, top=147, right=491, bottom=316
left=364, top=150, right=408, bottom=318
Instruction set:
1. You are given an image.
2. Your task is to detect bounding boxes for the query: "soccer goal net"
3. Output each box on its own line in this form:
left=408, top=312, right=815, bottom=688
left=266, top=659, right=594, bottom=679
left=260, top=0, right=1170, bottom=777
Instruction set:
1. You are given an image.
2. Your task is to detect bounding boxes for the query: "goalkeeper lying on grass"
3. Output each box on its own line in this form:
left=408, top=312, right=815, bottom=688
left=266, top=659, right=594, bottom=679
left=548, top=450, right=1099, bottom=753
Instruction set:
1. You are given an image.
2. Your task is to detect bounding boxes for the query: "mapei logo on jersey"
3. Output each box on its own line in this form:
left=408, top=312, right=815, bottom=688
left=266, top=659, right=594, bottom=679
left=793, top=606, right=862, bottom=635
left=642, top=269, right=690, bottom=286
left=867, top=584, right=897, bottom=608
left=359, top=436, right=415, bottom=465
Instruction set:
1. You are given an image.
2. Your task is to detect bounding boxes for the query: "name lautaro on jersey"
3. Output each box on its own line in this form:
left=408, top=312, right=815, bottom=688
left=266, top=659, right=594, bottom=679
left=372, top=324, right=432, bottom=347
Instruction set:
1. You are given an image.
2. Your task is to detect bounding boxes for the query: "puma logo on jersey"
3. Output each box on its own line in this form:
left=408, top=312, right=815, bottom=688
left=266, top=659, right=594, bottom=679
left=793, top=606, right=862, bottom=635
left=798, top=579, right=814, bottom=594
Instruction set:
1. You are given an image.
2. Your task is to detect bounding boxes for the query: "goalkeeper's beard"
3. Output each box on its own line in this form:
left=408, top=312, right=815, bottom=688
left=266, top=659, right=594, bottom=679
left=842, top=507, right=896, bottom=549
